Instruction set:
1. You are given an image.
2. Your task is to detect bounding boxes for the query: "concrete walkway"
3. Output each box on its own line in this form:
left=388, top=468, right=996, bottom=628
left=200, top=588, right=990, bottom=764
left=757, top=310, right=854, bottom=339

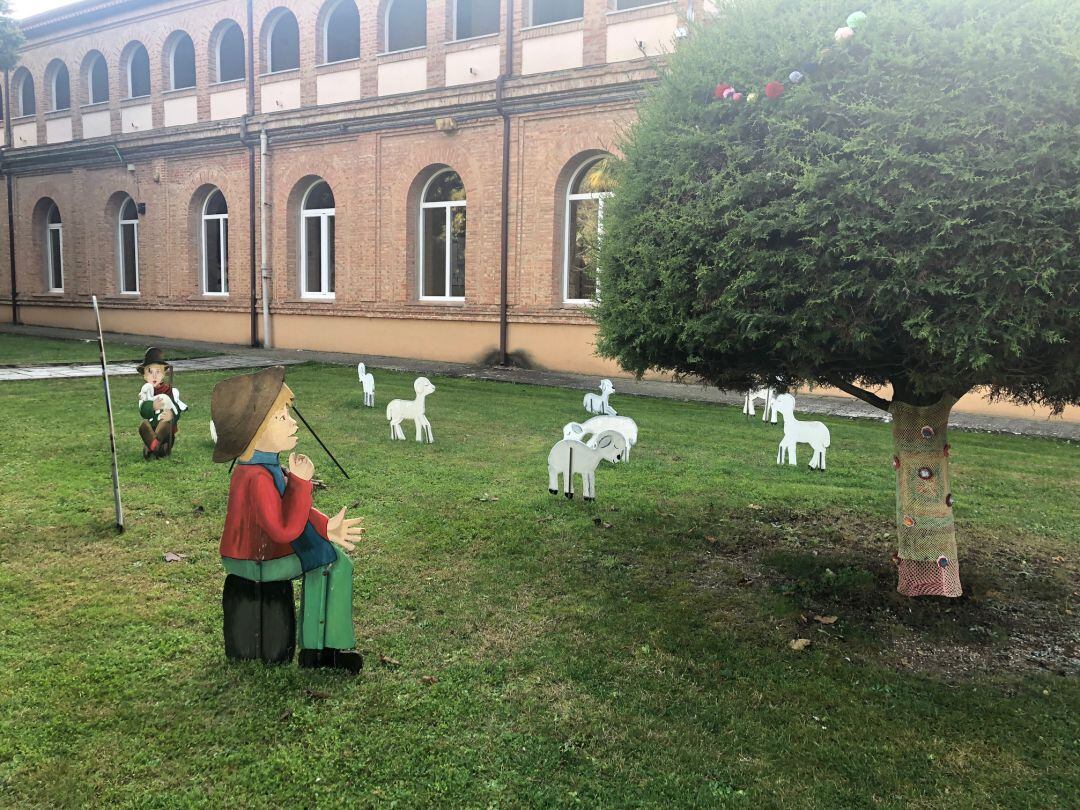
left=0, top=354, right=302, bottom=381
left=1, top=322, right=1076, bottom=441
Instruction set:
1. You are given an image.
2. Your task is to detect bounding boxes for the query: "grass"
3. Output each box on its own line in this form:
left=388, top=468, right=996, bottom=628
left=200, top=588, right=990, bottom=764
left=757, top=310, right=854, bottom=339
left=0, top=334, right=218, bottom=366
left=0, top=359, right=1077, bottom=808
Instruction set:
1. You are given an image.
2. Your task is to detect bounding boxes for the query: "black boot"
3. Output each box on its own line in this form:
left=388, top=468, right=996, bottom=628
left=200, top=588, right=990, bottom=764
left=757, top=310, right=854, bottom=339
left=298, top=648, right=323, bottom=668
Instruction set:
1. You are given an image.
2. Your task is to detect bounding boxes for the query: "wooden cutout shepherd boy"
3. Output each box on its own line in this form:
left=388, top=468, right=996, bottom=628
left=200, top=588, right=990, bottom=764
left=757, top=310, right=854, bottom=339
left=137, top=347, right=188, bottom=459
left=211, top=366, right=366, bottom=672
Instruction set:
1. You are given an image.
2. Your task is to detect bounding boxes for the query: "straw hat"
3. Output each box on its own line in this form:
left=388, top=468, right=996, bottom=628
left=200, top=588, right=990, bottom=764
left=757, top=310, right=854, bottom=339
left=210, top=366, right=286, bottom=463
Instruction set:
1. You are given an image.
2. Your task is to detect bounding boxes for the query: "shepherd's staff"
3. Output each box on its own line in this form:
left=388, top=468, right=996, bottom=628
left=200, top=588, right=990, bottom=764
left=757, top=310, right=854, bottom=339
left=291, top=404, right=350, bottom=479
left=92, top=295, right=124, bottom=533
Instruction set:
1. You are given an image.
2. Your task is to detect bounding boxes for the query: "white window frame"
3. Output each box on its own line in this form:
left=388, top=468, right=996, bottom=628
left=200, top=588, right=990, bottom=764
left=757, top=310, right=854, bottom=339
left=201, top=191, right=229, bottom=296
left=528, top=0, right=584, bottom=27
left=87, top=54, right=109, bottom=104
left=300, top=182, right=336, bottom=300
left=322, top=0, right=361, bottom=64
left=419, top=170, right=466, bottom=301
left=563, top=160, right=613, bottom=305
left=169, top=34, right=197, bottom=91
left=118, top=198, right=140, bottom=295
left=46, top=205, right=63, bottom=292
left=51, top=64, right=70, bottom=111
left=216, top=24, right=246, bottom=83
left=127, top=44, right=150, bottom=99
left=266, top=10, right=300, bottom=74
left=453, top=0, right=500, bottom=41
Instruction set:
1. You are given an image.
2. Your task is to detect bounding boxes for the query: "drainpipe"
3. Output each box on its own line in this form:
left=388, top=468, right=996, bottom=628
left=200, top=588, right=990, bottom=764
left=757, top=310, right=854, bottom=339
left=245, top=0, right=258, bottom=346
left=260, top=128, right=271, bottom=347
left=3, top=69, right=17, bottom=325
left=495, top=0, right=515, bottom=365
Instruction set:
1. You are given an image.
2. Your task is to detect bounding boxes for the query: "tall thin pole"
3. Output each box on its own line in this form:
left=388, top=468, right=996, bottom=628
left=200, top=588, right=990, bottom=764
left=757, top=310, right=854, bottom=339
left=93, top=296, right=124, bottom=533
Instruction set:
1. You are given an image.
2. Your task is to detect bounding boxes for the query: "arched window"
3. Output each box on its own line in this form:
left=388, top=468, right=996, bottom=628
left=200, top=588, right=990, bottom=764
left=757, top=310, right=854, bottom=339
left=611, top=0, right=656, bottom=9
left=216, top=22, right=246, bottom=82
left=420, top=170, right=466, bottom=300
left=86, top=52, right=110, bottom=104
left=46, top=203, right=63, bottom=292
left=301, top=181, right=336, bottom=298
left=118, top=197, right=140, bottom=294
left=454, top=0, right=499, bottom=40
left=50, top=63, right=71, bottom=111
left=15, top=70, right=35, bottom=117
left=385, top=0, right=426, bottom=52
left=170, top=33, right=197, bottom=90
left=202, top=190, right=229, bottom=294
left=267, top=9, right=301, bottom=73
left=127, top=43, right=151, bottom=98
left=323, top=0, right=360, bottom=63
left=564, top=158, right=613, bottom=302
left=530, top=0, right=583, bottom=26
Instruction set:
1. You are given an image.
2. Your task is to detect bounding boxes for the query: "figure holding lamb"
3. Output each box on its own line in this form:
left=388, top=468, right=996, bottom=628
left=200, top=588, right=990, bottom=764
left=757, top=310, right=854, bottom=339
left=136, top=347, right=188, bottom=459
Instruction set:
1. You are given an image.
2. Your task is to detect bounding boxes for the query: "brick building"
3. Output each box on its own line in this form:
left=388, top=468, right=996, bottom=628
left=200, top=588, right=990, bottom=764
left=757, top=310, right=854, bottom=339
left=0, top=0, right=695, bottom=374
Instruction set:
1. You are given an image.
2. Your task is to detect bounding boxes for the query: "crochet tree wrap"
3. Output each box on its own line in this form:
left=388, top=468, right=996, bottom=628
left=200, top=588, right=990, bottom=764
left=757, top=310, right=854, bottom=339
left=889, top=397, right=960, bottom=598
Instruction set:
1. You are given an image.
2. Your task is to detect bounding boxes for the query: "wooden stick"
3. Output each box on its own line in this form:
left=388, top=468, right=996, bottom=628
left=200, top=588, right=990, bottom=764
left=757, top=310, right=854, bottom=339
left=291, top=405, right=350, bottom=479
left=92, top=296, right=124, bottom=533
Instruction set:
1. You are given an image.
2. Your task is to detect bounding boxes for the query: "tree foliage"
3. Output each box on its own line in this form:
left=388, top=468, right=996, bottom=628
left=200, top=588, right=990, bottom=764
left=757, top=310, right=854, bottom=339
left=0, top=1, right=23, bottom=73
left=595, top=0, right=1079, bottom=410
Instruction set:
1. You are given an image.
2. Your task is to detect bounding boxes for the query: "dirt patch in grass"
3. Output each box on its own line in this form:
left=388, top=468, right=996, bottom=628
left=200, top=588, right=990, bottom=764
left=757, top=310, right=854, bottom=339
left=692, top=506, right=1079, bottom=680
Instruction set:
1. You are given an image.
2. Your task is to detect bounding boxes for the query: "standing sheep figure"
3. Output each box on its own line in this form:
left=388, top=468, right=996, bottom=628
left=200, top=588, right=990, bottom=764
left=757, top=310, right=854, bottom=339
left=583, top=379, right=617, bottom=415
left=563, top=415, right=638, bottom=462
left=357, top=362, right=376, bottom=407
left=547, top=431, right=626, bottom=501
left=387, top=377, right=436, bottom=442
left=772, top=393, right=830, bottom=470
left=744, top=387, right=778, bottom=422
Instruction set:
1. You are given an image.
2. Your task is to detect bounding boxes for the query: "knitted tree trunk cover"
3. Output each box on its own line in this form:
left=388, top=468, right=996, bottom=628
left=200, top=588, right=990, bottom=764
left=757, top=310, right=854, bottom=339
left=889, top=396, right=961, bottom=598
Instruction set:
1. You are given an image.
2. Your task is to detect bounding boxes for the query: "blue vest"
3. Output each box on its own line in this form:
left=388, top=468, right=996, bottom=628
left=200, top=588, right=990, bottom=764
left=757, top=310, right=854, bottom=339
left=239, top=451, right=338, bottom=572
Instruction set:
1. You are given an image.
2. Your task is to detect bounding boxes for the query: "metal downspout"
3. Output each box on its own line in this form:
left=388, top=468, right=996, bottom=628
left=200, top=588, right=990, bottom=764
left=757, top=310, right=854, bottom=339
left=4, top=69, right=17, bottom=325
left=495, top=0, right=515, bottom=365
left=260, top=129, right=271, bottom=347
left=246, top=0, right=258, bottom=346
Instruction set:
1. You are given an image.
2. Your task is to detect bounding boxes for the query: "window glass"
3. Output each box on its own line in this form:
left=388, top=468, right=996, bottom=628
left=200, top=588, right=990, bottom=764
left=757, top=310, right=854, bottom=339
left=386, top=0, right=426, bottom=51
left=531, top=0, right=583, bottom=25
left=456, top=0, right=500, bottom=39
left=326, top=1, right=361, bottom=62
left=53, top=65, right=71, bottom=110
left=129, top=45, right=151, bottom=97
left=172, top=35, right=197, bottom=89
left=90, top=56, right=110, bottom=103
left=270, top=12, right=300, bottom=72
left=219, top=24, right=246, bottom=81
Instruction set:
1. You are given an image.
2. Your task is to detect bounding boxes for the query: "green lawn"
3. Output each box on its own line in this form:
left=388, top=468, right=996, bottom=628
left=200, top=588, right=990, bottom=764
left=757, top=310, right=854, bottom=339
left=0, top=333, right=218, bottom=366
left=0, top=362, right=1076, bottom=807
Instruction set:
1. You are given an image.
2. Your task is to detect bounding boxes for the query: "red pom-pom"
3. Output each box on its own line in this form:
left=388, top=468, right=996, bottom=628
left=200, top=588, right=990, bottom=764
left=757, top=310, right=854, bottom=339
left=714, top=83, right=732, bottom=100
left=732, top=92, right=744, bottom=101
left=765, top=81, right=785, bottom=99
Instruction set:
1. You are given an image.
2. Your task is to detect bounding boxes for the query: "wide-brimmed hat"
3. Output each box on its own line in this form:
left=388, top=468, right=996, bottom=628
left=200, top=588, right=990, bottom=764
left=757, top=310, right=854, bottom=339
left=136, top=346, right=171, bottom=374
left=210, top=366, right=287, bottom=463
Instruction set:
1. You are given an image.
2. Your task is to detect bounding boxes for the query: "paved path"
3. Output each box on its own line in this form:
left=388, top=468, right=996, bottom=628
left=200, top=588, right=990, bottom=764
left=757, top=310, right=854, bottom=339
left=0, top=354, right=301, bottom=381
left=1, top=323, right=1076, bottom=441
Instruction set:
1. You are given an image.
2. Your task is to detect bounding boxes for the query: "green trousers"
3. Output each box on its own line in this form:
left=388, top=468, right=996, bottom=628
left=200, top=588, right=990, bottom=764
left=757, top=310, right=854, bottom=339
left=222, top=553, right=356, bottom=651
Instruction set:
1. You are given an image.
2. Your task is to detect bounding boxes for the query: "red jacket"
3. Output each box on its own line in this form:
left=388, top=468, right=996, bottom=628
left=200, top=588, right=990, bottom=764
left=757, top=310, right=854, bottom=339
left=219, top=464, right=329, bottom=562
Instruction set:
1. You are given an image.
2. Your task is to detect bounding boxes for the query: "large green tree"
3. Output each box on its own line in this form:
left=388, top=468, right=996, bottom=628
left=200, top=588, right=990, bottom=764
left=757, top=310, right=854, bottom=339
left=0, top=1, right=22, bottom=73
left=595, top=0, right=1079, bottom=597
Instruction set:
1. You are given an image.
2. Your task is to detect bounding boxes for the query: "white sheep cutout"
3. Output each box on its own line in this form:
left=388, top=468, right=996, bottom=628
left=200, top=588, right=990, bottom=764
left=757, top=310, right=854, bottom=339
left=583, top=379, right=617, bottom=416
left=547, top=430, right=627, bottom=501
left=744, top=387, right=778, bottom=422
left=772, top=393, right=830, bottom=470
left=357, top=363, right=376, bottom=407
left=387, top=377, right=435, bottom=442
left=563, top=415, right=638, bottom=462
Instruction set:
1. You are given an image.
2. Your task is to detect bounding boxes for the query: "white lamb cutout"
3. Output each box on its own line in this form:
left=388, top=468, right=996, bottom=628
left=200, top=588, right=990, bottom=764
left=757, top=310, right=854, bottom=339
left=387, top=377, right=436, bottom=442
left=744, top=387, right=778, bottom=423
left=357, top=362, right=376, bottom=407
left=547, top=430, right=627, bottom=501
left=563, top=415, right=638, bottom=462
left=583, top=379, right=617, bottom=416
left=772, top=393, right=830, bottom=470
left=138, top=382, right=188, bottom=416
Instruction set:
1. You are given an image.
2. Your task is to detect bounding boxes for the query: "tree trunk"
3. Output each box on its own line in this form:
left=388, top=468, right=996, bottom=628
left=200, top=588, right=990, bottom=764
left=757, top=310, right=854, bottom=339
left=888, top=396, right=961, bottom=598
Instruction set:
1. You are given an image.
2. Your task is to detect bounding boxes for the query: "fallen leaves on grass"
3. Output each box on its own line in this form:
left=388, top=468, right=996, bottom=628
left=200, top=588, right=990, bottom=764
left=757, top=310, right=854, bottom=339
left=593, top=517, right=613, bottom=529
left=477, top=493, right=499, bottom=502
left=304, top=689, right=331, bottom=700
left=704, top=535, right=719, bottom=544
left=379, top=654, right=401, bottom=668
left=814, top=615, right=839, bottom=625
left=278, top=709, right=293, bottom=722
left=421, top=675, right=438, bottom=685
left=789, top=638, right=812, bottom=651
left=163, top=552, right=186, bottom=563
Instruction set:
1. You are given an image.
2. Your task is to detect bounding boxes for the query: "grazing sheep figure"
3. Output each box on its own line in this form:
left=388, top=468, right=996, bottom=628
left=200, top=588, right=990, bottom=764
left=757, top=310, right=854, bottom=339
left=772, top=393, right=830, bottom=470
left=583, top=379, right=617, bottom=416
left=387, top=377, right=436, bottom=442
left=357, top=362, right=376, bottom=407
left=744, top=387, right=778, bottom=422
left=563, top=415, right=638, bottom=461
left=547, top=431, right=627, bottom=501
